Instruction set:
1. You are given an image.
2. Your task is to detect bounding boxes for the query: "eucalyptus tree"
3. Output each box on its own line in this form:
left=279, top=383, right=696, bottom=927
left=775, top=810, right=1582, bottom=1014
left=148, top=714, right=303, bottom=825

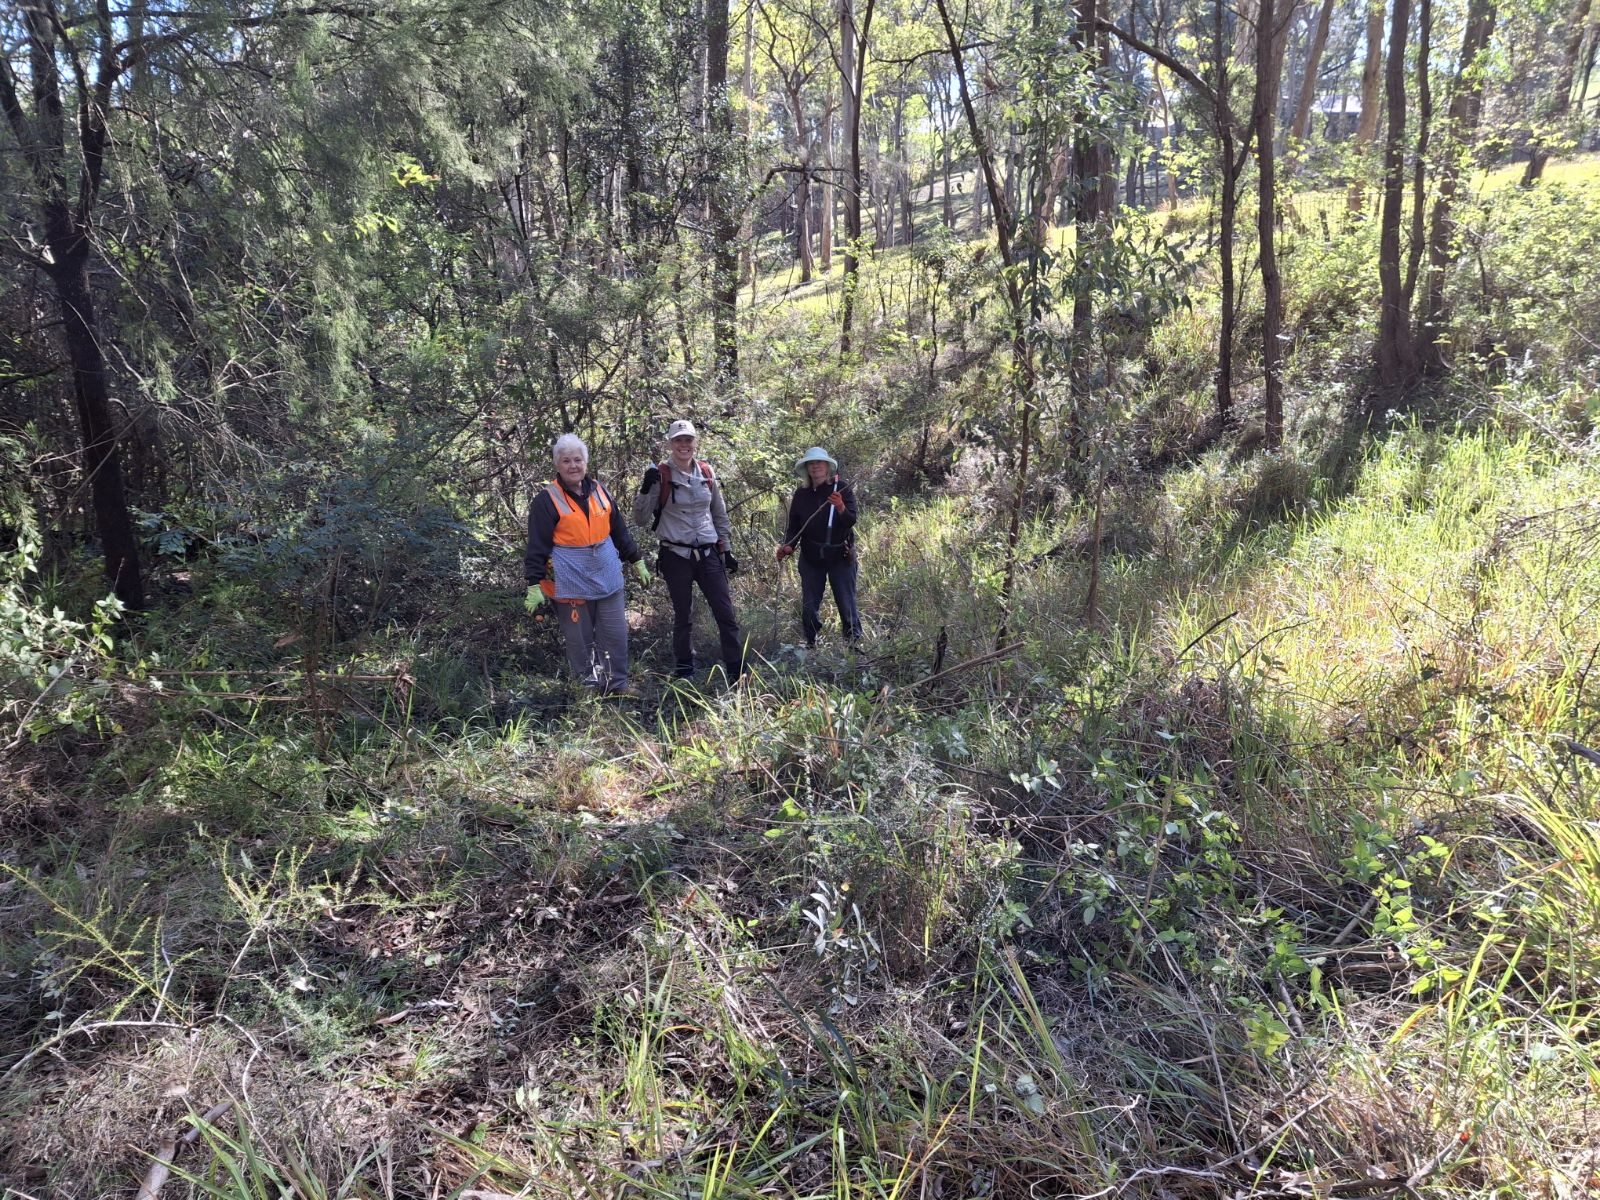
left=1522, top=0, right=1593, bottom=182
left=1420, top=0, right=1496, bottom=372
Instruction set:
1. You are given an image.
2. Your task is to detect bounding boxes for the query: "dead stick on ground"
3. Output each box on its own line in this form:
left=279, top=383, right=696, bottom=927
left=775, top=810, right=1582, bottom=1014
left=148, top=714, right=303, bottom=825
left=136, top=1101, right=234, bottom=1200
left=902, top=643, right=1018, bottom=693
left=1, top=1019, right=188, bottom=1081
left=1565, top=738, right=1600, bottom=768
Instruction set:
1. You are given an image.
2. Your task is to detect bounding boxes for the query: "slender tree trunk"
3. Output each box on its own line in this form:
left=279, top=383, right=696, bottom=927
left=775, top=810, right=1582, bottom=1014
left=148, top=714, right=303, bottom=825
left=839, top=0, right=876, bottom=356
left=797, top=172, right=814, bottom=283
left=1256, top=0, right=1288, bottom=449
left=1376, top=0, right=1417, bottom=388
left=739, top=0, right=756, bottom=286
left=1421, top=0, right=1496, bottom=372
left=1402, top=0, right=1432, bottom=306
left=1577, top=23, right=1598, bottom=123
left=706, top=0, right=740, bottom=385
left=936, top=0, right=1033, bottom=651
left=1072, top=0, right=1106, bottom=382
left=1155, top=69, right=1180, bottom=206
left=48, top=249, right=147, bottom=609
left=1291, top=0, right=1337, bottom=141
left=1216, top=6, right=1240, bottom=427
left=821, top=80, right=836, bottom=270
left=6, top=10, right=144, bottom=608
left=1349, top=0, right=1386, bottom=211
left=1523, top=0, right=1593, bottom=183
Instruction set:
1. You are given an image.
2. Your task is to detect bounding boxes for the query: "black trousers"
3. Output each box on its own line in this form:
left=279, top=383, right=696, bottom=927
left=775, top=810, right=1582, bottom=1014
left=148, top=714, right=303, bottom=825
left=798, top=554, right=862, bottom=643
left=659, top=549, right=745, bottom=679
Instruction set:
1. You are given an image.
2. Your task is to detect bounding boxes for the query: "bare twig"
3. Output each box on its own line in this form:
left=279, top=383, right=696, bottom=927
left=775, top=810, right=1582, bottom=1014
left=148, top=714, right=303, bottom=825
left=1563, top=738, right=1600, bottom=768
left=135, top=1102, right=234, bottom=1200
left=1, top=1019, right=187, bottom=1081
left=902, top=643, right=1019, bottom=693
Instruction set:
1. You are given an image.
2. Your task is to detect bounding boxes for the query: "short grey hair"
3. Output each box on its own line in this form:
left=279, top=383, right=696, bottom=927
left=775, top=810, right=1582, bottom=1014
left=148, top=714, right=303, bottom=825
left=552, top=433, right=589, bottom=464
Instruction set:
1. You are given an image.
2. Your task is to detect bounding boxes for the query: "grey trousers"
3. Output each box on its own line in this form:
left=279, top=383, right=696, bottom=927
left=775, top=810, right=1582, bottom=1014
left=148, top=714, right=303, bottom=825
left=556, top=588, right=629, bottom=689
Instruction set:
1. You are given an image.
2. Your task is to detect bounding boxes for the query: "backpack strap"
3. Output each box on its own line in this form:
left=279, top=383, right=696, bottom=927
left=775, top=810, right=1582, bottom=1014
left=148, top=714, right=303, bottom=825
left=652, top=460, right=716, bottom=530
left=652, top=461, right=671, bottom=530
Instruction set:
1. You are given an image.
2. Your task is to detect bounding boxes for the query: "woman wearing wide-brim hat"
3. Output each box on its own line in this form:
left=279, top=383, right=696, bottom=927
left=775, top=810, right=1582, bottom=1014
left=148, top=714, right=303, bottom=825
left=775, top=446, right=862, bottom=650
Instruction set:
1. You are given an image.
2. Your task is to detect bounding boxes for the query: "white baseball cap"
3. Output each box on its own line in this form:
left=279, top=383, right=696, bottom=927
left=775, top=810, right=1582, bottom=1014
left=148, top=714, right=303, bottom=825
left=666, top=419, right=697, bottom=441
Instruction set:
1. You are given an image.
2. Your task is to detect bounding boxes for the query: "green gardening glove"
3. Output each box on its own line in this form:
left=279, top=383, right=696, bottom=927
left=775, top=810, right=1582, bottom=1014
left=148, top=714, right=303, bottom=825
left=634, top=559, right=653, bottom=587
left=524, top=584, right=550, bottom=614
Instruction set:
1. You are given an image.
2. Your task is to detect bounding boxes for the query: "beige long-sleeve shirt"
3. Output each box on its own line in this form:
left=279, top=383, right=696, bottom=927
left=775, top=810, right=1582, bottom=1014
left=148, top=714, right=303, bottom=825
left=633, top=461, right=731, bottom=556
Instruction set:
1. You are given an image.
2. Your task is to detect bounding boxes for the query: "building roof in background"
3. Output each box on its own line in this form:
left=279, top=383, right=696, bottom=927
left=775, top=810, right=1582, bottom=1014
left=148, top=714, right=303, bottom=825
left=1315, top=95, right=1363, bottom=114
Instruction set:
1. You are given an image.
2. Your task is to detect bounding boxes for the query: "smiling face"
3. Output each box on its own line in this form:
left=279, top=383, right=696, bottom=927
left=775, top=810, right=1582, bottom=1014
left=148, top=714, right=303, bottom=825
left=556, top=446, right=588, bottom=488
left=806, top=460, right=831, bottom=486
left=669, top=433, right=697, bottom=469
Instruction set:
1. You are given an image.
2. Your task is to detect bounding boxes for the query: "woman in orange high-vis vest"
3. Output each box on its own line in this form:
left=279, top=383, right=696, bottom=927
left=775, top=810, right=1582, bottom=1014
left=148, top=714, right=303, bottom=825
left=525, top=434, right=649, bottom=697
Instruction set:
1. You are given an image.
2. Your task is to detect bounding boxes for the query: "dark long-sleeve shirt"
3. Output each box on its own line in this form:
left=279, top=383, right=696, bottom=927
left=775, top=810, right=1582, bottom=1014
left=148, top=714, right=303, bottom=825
left=524, top=476, right=642, bottom=585
left=783, top=477, right=857, bottom=566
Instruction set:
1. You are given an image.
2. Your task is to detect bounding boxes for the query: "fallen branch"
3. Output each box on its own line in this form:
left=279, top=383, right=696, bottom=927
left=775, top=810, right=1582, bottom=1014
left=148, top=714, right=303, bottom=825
left=1, top=1018, right=188, bottom=1081
left=135, top=1101, right=234, bottom=1200
left=375, top=998, right=458, bottom=1027
left=902, top=643, right=1018, bottom=693
left=1564, top=738, right=1600, bottom=768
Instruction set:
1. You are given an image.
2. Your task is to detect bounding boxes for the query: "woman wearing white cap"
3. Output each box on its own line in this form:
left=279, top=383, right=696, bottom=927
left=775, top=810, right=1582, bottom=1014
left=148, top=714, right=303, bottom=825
left=775, top=446, right=862, bottom=650
left=634, top=419, right=745, bottom=681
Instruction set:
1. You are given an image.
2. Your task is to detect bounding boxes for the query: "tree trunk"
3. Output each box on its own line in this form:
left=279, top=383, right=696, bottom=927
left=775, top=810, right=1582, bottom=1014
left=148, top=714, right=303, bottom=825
left=941, top=89, right=956, bottom=225
left=821, top=79, right=836, bottom=270
left=1155, top=68, right=1180, bottom=206
left=1291, top=0, right=1337, bottom=142
left=1348, top=0, right=1386, bottom=211
left=1420, top=0, right=1496, bottom=373
left=49, top=249, right=146, bottom=609
left=739, top=0, right=756, bottom=286
left=1216, top=2, right=1240, bottom=428
left=1376, top=0, right=1417, bottom=388
left=1256, top=0, right=1288, bottom=449
left=1402, top=0, right=1432, bottom=306
left=936, top=0, right=1033, bottom=651
left=1523, top=0, right=1593, bottom=183
left=839, top=0, right=875, bottom=356
left=796, top=171, right=814, bottom=283
left=5, top=8, right=145, bottom=608
left=1071, top=0, right=1106, bottom=381
left=706, top=0, right=740, bottom=385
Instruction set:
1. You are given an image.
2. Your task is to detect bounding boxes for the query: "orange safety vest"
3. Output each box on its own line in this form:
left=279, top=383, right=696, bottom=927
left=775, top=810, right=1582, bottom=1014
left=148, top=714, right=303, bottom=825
left=539, top=480, right=614, bottom=598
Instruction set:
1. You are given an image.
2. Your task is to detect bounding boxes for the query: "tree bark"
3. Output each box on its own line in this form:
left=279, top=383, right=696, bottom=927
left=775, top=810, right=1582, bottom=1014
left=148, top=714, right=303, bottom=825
left=1215, top=3, right=1242, bottom=428
left=1402, top=0, right=1432, bottom=306
left=936, top=0, right=1033, bottom=651
left=1523, top=0, right=1593, bottom=183
left=839, top=0, right=876, bottom=356
left=1291, top=0, right=1337, bottom=141
left=739, top=0, right=756, bottom=286
left=1256, top=0, right=1288, bottom=449
left=706, top=0, right=740, bottom=385
left=1420, top=0, right=1496, bottom=372
left=1071, top=0, right=1107, bottom=382
left=2, top=6, right=145, bottom=608
left=1376, top=0, right=1417, bottom=388
left=1348, top=0, right=1386, bottom=211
